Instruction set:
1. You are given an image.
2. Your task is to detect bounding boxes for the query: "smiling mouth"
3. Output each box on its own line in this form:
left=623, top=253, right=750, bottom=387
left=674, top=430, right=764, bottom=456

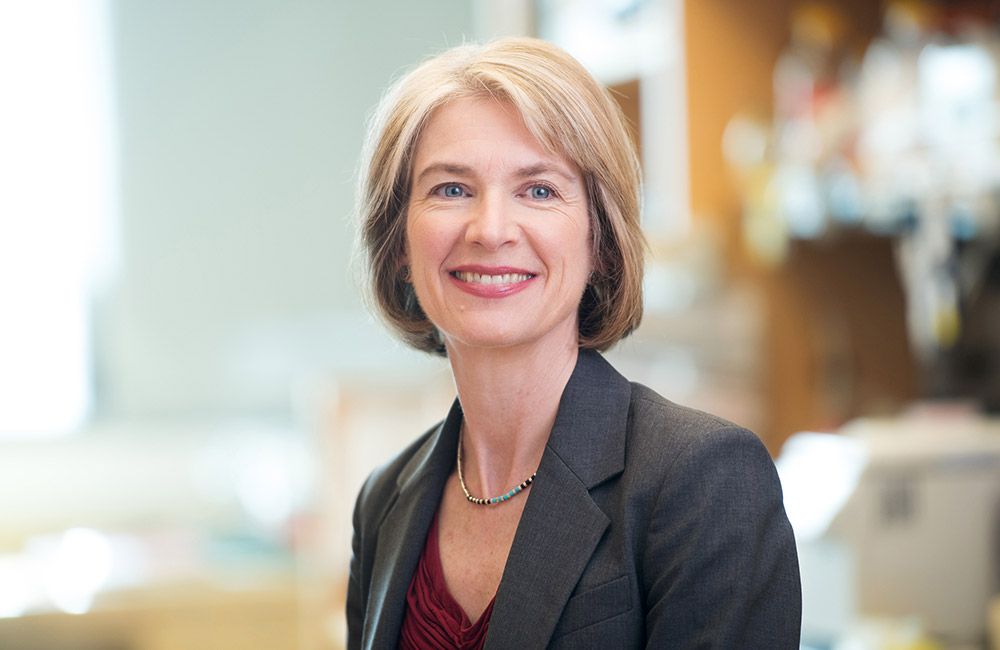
left=450, top=271, right=535, bottom=285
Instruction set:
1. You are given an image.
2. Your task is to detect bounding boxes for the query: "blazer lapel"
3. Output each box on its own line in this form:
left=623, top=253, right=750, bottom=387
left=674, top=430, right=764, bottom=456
left=485, top=350, right=632, bottom=649
left=364, top=401, right=462, bottom=649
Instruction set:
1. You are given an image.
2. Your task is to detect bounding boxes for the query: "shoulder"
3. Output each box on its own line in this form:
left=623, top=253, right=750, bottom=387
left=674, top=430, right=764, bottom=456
left=353, top=422, right=440, bottom=532
left=347, top=418, right=449, bottom=648
left=621, top=386, right=801, bottom=646
left=628, top=382, right=743, bottom=440
left=623, top=382, right=782, bottom=505
left=627, top=382, right=772, bottom=464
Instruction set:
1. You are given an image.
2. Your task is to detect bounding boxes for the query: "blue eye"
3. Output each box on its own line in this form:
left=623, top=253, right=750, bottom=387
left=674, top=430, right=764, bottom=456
left=529, top=185, right=552, bottom=200
left=439, top=183, right=464, bottom=198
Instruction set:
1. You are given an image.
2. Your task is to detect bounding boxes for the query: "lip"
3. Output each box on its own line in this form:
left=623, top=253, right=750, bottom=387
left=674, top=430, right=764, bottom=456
left=447, top=265, right=537, bottom=298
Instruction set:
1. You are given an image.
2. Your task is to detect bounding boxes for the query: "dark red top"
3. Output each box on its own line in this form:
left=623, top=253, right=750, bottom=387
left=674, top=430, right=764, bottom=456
left=400, top=514, right=495, bottom=649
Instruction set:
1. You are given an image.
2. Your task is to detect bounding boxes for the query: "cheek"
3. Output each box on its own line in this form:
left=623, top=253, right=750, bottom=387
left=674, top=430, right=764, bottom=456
left=405, top=213, right=450, bottom=275
left=563, top=221, right=594, bottom=280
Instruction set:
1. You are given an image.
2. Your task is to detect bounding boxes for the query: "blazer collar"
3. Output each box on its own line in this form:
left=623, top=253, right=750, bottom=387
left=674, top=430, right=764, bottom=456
left=485, top=349, right=632, bottom=648
left=544, top=348, right=630, bottom=487
left=365, top=349, right=632, bottom=649
left=365, top=400, right=462, bottom=649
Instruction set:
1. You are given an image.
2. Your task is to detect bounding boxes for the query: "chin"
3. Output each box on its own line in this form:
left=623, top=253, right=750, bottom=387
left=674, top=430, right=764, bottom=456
left=442, top=332, right=526, bottom=352
left=443, top=324, right=577, bottom=355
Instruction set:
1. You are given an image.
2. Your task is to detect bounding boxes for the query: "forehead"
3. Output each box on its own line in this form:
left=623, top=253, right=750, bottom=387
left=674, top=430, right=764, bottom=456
left=410, top=96, right=578, bottom=177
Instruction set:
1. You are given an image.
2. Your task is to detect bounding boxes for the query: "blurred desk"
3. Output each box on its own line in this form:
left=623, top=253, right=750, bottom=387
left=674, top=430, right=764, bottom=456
left=0, top=576, right=303, bottom=650
left=992, top=596, right=1000, bottom=650
left=0, top=420, right=331, bottom=649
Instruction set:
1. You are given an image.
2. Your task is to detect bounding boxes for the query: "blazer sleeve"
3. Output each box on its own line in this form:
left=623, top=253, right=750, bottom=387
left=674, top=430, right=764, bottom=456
left=346, top=472, right=374, bottom=650
left=642, top=426, right=801, bottom=649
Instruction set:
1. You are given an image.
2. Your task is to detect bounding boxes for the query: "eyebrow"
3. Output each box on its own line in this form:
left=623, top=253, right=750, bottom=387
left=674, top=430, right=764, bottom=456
left=514, top=163, right=578, bottom=183
left=414, top=163, right=474, bottom=184
left=413, top=161, right=579, bottom=185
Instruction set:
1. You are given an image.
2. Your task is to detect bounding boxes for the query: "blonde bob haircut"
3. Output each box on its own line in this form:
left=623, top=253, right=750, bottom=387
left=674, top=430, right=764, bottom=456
left=359, top=37, right=645, bottom=355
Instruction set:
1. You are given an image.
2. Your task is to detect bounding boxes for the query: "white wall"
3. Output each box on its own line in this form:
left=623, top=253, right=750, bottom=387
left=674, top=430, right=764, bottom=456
left=98, top=1, right=471, bottom=420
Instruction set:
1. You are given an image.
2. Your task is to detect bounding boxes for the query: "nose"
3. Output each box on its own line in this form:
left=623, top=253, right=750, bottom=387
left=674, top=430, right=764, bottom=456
left=464, top=191, right=517, bottom=250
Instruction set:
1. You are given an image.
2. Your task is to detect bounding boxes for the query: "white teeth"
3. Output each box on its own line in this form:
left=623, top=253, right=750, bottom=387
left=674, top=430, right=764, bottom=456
left=454, top=271, right=532, bottom=284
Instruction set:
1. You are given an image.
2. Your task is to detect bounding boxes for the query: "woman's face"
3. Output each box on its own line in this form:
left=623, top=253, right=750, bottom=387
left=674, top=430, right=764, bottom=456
left=405, top=97, right=592, bottom=355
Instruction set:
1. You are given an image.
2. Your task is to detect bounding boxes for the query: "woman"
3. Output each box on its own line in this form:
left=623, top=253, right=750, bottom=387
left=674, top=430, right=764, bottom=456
left=349, top=38, right=801, bottom=649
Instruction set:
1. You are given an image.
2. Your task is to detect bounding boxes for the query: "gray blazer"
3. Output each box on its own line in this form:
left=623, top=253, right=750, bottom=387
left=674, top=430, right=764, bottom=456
left=347, top=350, right=801, bottom=649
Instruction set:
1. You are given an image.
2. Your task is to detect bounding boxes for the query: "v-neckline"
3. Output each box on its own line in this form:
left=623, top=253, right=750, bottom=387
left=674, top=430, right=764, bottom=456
left=428, top=511, right=497, bottom=627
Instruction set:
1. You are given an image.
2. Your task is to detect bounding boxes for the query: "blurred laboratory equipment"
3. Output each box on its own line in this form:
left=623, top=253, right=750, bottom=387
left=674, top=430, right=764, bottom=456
left=771, top=1, right=861, bottom=238
left=726, top=0, right=1000, bottom=410
left=778, top=410, right=1000, bottom=649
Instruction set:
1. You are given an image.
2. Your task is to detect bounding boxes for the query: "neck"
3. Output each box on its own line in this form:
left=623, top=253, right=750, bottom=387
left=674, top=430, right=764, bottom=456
left=447, top=337, right=580, bottom=498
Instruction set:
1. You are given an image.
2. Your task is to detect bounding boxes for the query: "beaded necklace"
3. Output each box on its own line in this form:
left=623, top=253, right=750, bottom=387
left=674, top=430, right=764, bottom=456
left=456, top=430, right=536, bottom=506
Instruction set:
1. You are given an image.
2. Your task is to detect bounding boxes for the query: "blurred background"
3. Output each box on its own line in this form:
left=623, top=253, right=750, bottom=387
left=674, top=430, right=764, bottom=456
left=1, top=0, right=999, bottom=648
